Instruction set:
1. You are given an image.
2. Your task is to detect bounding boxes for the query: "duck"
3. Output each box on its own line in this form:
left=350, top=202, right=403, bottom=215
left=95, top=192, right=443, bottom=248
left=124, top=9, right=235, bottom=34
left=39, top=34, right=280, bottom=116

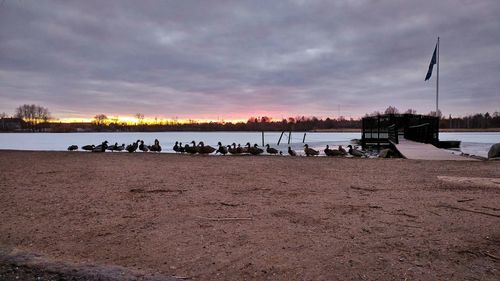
left=149, top=139, right=161, bottom=152
left=324, top=145, right=346, bottom=157
left=288, top=147, right=297, bottom=156
left=265, top=144, right=279, bottom=155
left=184, top=141, right=198, bottom=154
left=237, top=143, right=246, bottom=154
left=246, top=143, right=264, bottom=155
left=338, top=145, right=347, bottom=155
left=81, top=144, right=95, bottom=151
left=126, top=140, right=140, bottom=153
left=173, top=141, right=180, bottom=153
left=67, top=145, right=78, bottom=151
left=303, top=144, right=319, bottom=156
left=216, top=142, right=228, bottom=155
left=227, top=143, right=239, bottom=155
left=107, top=142, right=118, bottom=152
left=93, top=141, right=108, bottom=152
left=115, top=143, right=125, bottom=152
left=139, top=140, right=149, bottom=152
left=347, top=145, right=364, bottom=157
left=198, top=141, right=216, bottom=154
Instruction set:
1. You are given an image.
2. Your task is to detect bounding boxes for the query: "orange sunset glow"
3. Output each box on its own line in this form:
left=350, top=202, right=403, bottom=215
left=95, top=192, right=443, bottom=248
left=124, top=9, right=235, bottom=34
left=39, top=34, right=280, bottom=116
left=53, top=116, right=250, bottom=125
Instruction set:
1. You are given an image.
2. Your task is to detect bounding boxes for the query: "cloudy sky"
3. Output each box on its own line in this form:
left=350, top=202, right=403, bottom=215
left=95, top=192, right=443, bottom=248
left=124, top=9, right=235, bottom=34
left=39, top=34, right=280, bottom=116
left=1, top=0, right=499, bottom=121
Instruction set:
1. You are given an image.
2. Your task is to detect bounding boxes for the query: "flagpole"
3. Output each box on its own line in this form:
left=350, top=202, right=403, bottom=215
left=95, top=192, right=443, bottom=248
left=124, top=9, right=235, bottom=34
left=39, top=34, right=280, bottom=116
left=436, top=36, right=439, bottom=115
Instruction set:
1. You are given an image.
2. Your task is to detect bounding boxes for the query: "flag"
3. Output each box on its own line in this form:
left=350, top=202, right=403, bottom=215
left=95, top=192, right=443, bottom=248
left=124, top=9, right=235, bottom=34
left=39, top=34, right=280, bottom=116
left=425, top=43, right=437, bottom=81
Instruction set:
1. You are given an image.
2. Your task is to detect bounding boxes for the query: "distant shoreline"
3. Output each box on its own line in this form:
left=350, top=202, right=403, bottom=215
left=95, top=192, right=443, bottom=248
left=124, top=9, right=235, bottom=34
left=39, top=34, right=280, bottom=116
left=1, top=128, right=499, bottom=133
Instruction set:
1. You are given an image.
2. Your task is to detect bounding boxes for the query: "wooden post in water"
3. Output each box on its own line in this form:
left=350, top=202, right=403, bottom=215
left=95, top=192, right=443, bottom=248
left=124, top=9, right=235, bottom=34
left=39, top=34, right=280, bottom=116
left=288, top=131, right=292, bottom=144
left=277, top=131, right=284, bottom=145
left=302, top=132, right=307, bottom=143
left=261, top=131, right=264, bottom=146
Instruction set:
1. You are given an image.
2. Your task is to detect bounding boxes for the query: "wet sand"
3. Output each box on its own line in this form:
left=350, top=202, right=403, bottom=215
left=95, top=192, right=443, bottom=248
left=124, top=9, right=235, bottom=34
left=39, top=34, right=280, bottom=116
left=0, top=150, right=499, bottom=280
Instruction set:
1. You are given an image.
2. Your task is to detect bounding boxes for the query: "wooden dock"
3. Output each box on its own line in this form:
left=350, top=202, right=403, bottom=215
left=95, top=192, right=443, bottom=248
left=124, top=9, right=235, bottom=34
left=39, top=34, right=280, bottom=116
left=393, top=139, right=476, bottom=161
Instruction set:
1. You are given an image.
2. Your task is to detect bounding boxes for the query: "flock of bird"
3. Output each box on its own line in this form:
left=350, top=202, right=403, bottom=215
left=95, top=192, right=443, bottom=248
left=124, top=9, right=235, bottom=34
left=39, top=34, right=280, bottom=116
left=67, top=139, right=162, bottom=153
left=68, top=140, right=365, bottom=157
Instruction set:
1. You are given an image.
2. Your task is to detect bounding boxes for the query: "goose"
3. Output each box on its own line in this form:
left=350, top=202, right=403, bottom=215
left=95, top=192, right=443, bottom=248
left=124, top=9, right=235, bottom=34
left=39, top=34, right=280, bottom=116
left=179, top=142, right=185, bottom=153
left=139, top=140, right=149, bottom=152
left=184, top=141, right=198, bottom=154
left=303, top=144, right=319, bottom=156
left=216, top=142, right=228, bottom=155
left=265, top=144, right=279, bottom=155
left=246, top=143, right=264, bottom=155
left=338, top=145, right=347, bottom=155
left=173, top=141, right=180, bottom=153
left=107, top=142, right=118, bottom=152
left=67, top=145, right=78, bottom=151
left=81, top=144, right=95, bottom=151
left=149, top=139, right=161, bottom=152
left=115, top=143, right=125, bottom=152
left=126, top=140, right=140, bottom=153
left=93, top=141, right=108, bottom=152
left=198, top=141, right=216, bottom=154
left=288, top=147, right=297, bottom=156
left=227, top=143, right=239, bottom=155
left=347, top=145, right=364, bottom=157
left=324, top=145, right=345, bottom=157
left=237, top=143, right=246, bottom=154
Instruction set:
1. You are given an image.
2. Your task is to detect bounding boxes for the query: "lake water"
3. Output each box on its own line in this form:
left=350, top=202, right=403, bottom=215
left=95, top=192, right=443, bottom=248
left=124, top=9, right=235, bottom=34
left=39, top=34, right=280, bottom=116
left=0, top=131, right=497, bottom=157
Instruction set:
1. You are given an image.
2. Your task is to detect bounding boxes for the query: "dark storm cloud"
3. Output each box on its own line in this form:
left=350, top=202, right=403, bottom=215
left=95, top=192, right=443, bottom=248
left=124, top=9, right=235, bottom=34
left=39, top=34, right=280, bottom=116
left=0, top=0, right=499, bottom=119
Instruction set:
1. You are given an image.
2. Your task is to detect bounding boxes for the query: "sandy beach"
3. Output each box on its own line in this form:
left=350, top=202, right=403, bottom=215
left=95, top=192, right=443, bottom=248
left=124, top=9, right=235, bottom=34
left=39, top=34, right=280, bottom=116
left=0, top=150, right=499, bottom=280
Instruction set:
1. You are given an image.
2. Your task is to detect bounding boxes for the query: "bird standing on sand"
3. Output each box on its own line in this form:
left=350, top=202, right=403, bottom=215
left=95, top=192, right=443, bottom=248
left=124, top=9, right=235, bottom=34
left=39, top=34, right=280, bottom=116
left=227, top=143, right=239, bottom=155
left=237, top=143, right=245, bottom=154
left=303, top=144, right=319, bottom=156
left=246, top=143, right=264, bottom=155
left=324, top=145, right=345, bottom=157
left=288, top=147, right=297, bottom=156
left=67, top=145, right=78, bottom=151
left=265, top=144, right=279, bottom=155
left=338, top=145, right=347, bottom=155
left=107, top=142, right=118, bottom=152
left=347, top=145, right=364, bottom=157
left=81, top=144, right=95, bottom=151
left=184, top=141, right=198, bottom=154
left=149, top=139, right=161, bottom=152
left=115, top=143, right=125, bottom=152
left=126, top=140, right=140, bottom=153
left=93, top=141, right=108, bottom=152
left=198, top=141, right=216, bottom=154
left=173, top=141, right=180, bottom=153
left=139, top=140, right=149, bottom=152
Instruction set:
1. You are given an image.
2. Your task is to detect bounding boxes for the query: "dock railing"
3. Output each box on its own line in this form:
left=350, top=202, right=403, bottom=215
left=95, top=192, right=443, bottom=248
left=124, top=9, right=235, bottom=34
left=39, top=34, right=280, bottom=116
left=404, top=123, right=433, bottom=143
left=387, top=124, right=398, bottom=144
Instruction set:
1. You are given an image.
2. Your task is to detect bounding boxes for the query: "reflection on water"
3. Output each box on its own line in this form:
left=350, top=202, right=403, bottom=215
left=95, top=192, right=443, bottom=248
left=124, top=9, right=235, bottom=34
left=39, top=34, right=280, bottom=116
left=0, top=131, right=497, bottom=158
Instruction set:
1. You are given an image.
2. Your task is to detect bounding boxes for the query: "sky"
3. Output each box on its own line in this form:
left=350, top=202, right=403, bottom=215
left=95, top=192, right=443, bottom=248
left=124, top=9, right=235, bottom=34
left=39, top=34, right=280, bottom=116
left=1, top=0, right=499, bottom=121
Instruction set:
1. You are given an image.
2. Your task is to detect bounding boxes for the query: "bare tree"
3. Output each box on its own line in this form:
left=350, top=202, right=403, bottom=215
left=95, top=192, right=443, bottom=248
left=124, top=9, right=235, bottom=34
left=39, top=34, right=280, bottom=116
left=135, top=113, right=145, bottom=125
left=15, top=104, right=51, bottom=131
left=384, top=106, right=399, bottom=115
left=0, top=112, right=7, bottom=119
left=93, top=114, right=108, bottom=126
left=366, top=111, right=381, bottom=117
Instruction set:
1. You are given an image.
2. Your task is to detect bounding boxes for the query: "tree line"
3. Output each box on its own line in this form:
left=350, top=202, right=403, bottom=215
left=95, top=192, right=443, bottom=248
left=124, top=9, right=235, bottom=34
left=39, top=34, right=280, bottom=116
left=0, top=104, right=51, bottom=132
left=1, top=104, right=500, bottom=132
